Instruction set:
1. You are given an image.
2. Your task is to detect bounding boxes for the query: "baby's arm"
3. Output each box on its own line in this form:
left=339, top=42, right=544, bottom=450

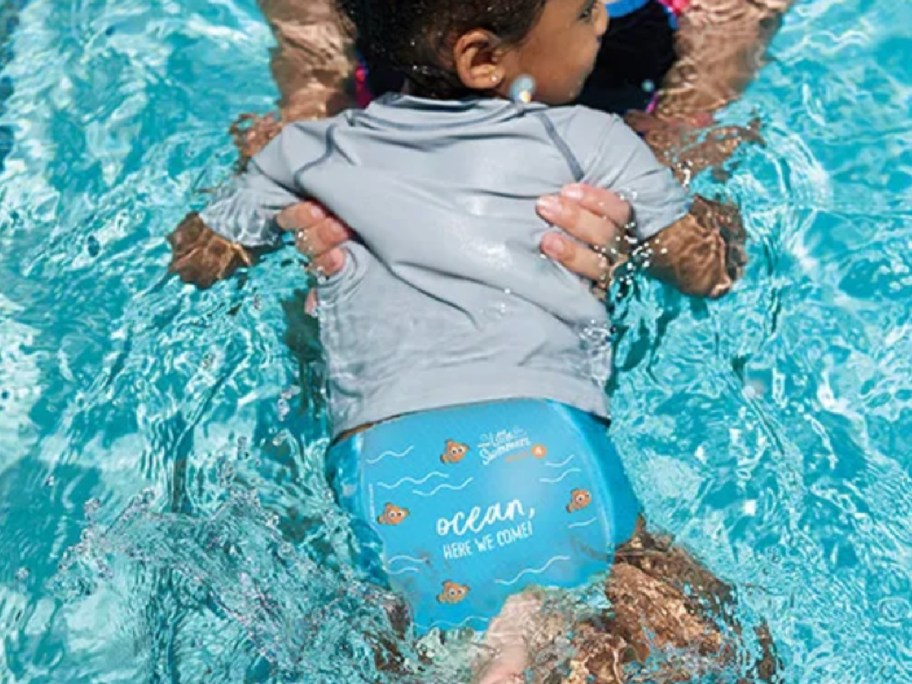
left=578, top=111, right=745, bottom=298
left=169, top=125, right=314, bottom=288
left=638, top=195, right=746, bottom=298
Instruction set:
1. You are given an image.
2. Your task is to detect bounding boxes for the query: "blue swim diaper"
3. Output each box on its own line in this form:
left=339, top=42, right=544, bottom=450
left=325, top=399, right=640, bottom=634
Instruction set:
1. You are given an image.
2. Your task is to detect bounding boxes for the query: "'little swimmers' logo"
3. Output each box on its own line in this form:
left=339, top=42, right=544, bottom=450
left=479, top=427, right=532, bottom=465
left=437, top=580, right=470, bottom=604
left=566, top=489, right=592, bottom=513
left=440, top=440, right=470, bottom=464
left=377, top=502, right=410, bottom=525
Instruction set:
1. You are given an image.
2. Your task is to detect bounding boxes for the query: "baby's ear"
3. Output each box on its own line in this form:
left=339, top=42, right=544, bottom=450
left=451, top=29, right=505, bottom=91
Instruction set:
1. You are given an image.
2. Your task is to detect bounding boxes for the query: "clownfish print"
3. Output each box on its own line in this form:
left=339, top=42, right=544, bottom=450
left=437, top=580, right=470, bottom=604
left=566, top=488, right=592, bottom=513
left=377, top=502, right=410, bottom=526
left=440, top=439, right=470, bottom=464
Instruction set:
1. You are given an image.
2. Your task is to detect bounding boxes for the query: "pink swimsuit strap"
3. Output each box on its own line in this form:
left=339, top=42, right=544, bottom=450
left=354, top=63, right=373, bottom=109
left=657, top=0, right=689, bottom=16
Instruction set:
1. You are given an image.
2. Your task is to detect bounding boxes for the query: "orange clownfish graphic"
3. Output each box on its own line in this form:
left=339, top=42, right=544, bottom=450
left=566, top=488, right=592, bottom=513
left=440, top=439, right=470, bottom=464
left=437, top=580, right=470, bottom=604
left=376, top=502, right=410, bottom=526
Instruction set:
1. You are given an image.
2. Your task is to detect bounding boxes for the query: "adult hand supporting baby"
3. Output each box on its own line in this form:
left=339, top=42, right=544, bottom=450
left=277, top=183, right=631, bottom=286
left=535, top=183, right=632, bottom=284
left=275, top=201, right=354, bottom=276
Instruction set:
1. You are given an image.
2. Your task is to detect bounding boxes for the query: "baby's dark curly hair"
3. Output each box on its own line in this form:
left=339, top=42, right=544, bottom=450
left=337, top=0, right=548, bottom=98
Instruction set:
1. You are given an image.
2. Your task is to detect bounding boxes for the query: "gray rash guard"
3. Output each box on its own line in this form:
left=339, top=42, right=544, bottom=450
left=201, top=94, right=687, bottom=436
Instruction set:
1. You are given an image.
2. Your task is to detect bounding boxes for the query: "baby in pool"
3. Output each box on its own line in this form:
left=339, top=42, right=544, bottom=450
left=191, top=0, right=774, bottom=680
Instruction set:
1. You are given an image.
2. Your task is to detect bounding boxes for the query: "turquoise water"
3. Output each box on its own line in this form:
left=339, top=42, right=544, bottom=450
left=0, top=0, right=910, bottom=681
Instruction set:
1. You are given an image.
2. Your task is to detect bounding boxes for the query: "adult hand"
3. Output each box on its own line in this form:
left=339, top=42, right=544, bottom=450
left=535, top=183, right=633, bottom=292
left=279, top=185, right=633, bottom=289
left=275, top=201, right=354, bottom=276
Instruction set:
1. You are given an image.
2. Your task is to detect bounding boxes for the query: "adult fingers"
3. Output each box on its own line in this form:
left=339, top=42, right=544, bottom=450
left=559, top=183, right=632, bottom=232
left=540, top=232, right=613, bottom=283
left=276, top=202, right=353, bottom=257
left=308, top=247, right=347, bottom=278
left=535, top=184, right=631, bottom=248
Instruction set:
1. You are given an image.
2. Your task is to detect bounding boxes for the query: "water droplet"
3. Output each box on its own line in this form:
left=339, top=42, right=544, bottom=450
left=509, top=75, right=536, bottom=104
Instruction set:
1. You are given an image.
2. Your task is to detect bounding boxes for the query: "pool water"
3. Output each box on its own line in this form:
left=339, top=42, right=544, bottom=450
left=0, top=0, right=910, bottom=681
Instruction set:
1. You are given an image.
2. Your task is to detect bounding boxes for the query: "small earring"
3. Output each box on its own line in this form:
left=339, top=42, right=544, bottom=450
left=491, top=72, right=502, bottom=85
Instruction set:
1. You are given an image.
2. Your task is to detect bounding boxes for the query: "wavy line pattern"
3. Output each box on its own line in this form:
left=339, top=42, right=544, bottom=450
left=567, top=517, right=597, bottom=529
left=386, top=554, right=426, bottom=565
left=538, top=468, right=582, bottom=484
left=385, top=566, right=420, bottom=576
left=412, top=477, right=474, bottom=497
left=365, top=445, right=414, bottom=465
left=376, top=471, right=448, bottom=490
left=494, top=555, right=570, bottom=586
left=545, top=455, right=576, bottom=468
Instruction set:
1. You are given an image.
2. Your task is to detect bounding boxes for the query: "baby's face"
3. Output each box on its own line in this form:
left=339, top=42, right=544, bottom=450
left=504, top=0, right=608, bottom=104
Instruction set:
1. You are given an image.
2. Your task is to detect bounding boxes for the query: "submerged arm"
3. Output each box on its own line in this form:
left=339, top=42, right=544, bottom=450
left=641, top=195, right=747, bottom=298
left=168, top=129, right=311, bottom=289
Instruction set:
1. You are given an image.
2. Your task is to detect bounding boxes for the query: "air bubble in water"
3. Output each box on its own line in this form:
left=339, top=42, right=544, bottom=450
left=578, top=321, right=614, bottom=386
left=83, top=498, right=101, bottom=518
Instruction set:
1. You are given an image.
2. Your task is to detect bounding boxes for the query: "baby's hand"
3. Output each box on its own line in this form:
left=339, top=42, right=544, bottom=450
left=646, top=196, right=746, bottom=298
left=167, top=213, right=253, bottom=289
left=692, top=195, right=747, bottom=287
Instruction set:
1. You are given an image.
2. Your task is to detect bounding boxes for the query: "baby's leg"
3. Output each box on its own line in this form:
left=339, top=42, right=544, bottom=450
left=232, top=0, right=356, bottom=164
left=570, top=520, right=778, bottom=683
left=626, top=0, right=793, bottom=184
left=258, top=0, right=355, bottom=121
left=474, top=592, right=544, bottom=684
left=656, top=0, right=795, bottom=120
